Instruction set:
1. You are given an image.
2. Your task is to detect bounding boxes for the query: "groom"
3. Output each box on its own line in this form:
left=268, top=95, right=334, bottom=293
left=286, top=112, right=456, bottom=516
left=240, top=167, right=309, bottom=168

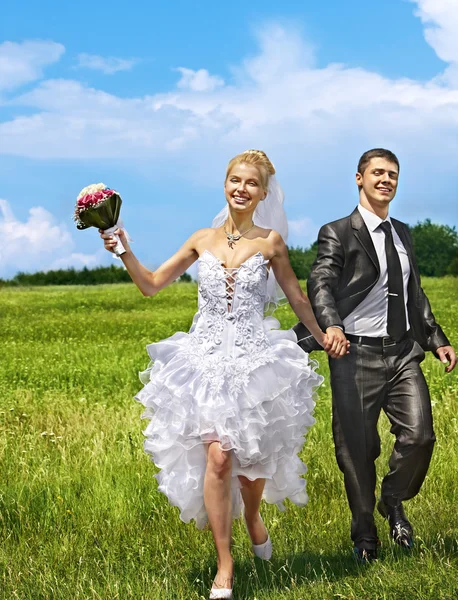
left=294, top=148, right=456, bottom=561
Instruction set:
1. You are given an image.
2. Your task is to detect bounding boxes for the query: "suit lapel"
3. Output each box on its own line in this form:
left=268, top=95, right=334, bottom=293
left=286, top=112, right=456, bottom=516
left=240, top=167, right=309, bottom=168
left=391, top=218, right=421, bottom=292
left=350, top=208, right=380, bottom=273
left=391, top=219, right=410, bottom=251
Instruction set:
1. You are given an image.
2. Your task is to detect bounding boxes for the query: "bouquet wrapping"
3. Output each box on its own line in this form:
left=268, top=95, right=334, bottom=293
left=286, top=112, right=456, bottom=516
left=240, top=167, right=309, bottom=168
left=73, top=183, right=130, bottom=257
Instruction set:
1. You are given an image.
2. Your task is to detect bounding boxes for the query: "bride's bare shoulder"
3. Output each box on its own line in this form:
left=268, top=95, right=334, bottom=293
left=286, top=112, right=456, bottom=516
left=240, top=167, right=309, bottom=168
left=254, top=226, right=273, bottom=239
left=257, top=227, right=284, bottom=245
left=263, top=229, right=286, bottom=256
left=188, top=228, right=218, bottom=247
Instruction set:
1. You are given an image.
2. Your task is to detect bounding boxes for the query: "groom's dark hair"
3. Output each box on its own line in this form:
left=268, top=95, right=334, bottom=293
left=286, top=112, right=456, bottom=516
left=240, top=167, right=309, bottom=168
left=357, top=148, right=400, bottom=175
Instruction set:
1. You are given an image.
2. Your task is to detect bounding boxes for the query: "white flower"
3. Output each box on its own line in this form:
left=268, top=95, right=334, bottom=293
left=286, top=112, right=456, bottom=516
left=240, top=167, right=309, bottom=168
left=77, top=182, right=106, bottom=200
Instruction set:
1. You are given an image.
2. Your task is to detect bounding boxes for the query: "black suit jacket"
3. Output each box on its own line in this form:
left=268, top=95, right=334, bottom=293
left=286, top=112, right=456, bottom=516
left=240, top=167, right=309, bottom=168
left=294, top=207, right=450, bottom=355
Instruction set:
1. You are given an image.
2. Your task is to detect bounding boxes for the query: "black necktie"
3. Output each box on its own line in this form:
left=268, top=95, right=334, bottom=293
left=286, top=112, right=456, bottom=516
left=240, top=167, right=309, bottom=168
left=379, top=221, right=406, bottom=341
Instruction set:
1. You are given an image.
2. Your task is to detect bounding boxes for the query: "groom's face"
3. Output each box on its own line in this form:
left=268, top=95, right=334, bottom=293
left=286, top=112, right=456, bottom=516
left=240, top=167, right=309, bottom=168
left=356, top=157, right=399, bottom=208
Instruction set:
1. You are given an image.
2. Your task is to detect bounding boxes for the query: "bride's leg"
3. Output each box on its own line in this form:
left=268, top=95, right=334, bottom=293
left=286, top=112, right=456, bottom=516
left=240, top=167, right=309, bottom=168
left=238, top=476, right=268, bottom=545
left=204, top=442, right=234, bottom=584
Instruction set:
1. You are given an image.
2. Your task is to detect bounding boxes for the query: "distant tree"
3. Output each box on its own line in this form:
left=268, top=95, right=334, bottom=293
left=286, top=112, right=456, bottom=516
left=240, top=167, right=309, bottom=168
left=410, top=220, right=458, bottom=277
left=10, top=264, right=132, bottom=286
left=179, top=272, right=193, bottom=283
left=287, top=242, right=318, bottom=280
left=447, top=249, right=458, bottom=276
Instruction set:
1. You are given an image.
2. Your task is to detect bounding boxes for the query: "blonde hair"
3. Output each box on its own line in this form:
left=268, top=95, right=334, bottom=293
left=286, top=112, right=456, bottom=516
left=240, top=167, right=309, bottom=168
left=226, top=149, right=276, bottom=192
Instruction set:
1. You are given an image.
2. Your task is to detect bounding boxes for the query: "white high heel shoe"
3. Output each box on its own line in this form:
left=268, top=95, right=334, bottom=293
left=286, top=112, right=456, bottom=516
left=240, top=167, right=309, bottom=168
left=252, top=534, right=273, bottom=560
left=209, top=577, right=233, bottom=599
left=245, top=515, right=273, bottom=560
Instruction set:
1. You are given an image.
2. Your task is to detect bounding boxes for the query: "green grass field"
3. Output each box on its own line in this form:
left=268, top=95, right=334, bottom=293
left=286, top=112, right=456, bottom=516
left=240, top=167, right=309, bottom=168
left=1, top=278, right=457, bottom=599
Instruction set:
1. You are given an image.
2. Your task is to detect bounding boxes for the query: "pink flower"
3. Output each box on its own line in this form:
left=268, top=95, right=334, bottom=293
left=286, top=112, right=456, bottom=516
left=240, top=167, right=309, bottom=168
left=77, top=194, right=89, bottom=206
left=103, top=189, right=114, bottom=197
left=93, top=191, right=104, bottom=201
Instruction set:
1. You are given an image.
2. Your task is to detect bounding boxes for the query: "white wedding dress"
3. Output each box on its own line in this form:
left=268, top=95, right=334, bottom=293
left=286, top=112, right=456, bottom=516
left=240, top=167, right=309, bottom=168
left=136, top=250, right=323, bottom=528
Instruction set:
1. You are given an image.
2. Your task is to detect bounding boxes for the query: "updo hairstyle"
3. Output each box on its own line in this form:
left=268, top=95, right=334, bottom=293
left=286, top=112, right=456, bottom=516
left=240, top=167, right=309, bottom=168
left=226, top=149, right=275, bottom=192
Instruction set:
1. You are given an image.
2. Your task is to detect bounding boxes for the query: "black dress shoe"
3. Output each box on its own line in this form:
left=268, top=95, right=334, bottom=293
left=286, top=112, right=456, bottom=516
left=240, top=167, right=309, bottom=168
left=377, top=499, right=414, bottom=549
left=353, top=547, right=378, bottom=563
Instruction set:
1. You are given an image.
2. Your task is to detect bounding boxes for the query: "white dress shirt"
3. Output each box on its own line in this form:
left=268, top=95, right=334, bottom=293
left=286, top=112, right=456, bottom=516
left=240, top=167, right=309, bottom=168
left=343, top=204, right=411, bottom=337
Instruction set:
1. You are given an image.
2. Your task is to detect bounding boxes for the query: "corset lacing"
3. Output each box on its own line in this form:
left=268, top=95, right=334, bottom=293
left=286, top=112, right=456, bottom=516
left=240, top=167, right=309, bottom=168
left=223, top=267, right=238, bottom=312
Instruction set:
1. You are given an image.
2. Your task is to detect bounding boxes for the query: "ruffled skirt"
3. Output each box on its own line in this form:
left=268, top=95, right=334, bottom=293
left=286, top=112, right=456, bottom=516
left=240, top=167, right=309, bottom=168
left=135, top=317, right=323, bottom=529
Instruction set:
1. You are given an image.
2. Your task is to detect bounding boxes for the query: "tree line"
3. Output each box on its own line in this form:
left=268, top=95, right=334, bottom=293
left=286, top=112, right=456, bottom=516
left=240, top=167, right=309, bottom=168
left=0, top=264, right=193, bottom=287
left=1, top=220, right=457, bottom=287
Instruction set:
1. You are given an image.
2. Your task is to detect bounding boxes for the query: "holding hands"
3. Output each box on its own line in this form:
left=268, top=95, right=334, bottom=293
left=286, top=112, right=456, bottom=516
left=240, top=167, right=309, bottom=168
left=322, top=327, right=350, bottom=358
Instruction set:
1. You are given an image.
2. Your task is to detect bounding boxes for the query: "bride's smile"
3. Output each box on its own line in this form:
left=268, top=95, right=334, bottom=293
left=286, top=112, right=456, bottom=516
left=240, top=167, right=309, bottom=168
left=224, top=163, right=266, bottom=216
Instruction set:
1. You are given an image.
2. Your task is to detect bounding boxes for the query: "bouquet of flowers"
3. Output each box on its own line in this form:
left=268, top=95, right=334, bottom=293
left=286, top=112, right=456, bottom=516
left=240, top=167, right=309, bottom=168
left=73, top=183, right=128, bottom=256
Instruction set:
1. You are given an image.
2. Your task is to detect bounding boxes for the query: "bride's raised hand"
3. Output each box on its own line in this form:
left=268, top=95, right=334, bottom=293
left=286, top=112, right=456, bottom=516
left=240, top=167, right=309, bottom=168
left=99, top=227, right=130, bottom=254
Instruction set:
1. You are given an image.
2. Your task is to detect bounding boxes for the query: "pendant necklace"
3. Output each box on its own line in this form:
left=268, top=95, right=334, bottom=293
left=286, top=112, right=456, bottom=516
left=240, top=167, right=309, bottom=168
left=224, top=221, right=255, bottom=249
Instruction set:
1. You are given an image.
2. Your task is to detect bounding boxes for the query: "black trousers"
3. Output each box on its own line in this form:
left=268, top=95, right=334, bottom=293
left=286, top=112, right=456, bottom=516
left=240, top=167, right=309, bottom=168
left=329, top=337, right=435, bottom=549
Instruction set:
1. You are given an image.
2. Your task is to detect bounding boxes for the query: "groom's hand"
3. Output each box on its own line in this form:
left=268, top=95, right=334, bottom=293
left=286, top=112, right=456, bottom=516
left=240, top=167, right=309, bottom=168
left=436, top=345, right=457, bottom=373
left=325, top=327, right=349, bottom=358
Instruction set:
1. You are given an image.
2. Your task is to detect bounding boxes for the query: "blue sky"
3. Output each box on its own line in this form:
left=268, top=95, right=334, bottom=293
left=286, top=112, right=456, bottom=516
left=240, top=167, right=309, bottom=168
left=1, top=0, right=457, bottom=277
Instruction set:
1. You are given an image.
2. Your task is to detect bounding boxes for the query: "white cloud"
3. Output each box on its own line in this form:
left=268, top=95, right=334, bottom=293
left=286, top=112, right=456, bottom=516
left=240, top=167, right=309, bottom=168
left=0, top=199, right=98, bottom=277
left=49, top=252, right=100, bottom=270
left=412, top=0, right=458, bottom=84
left=288, top=217, right=319, bottom=247
left=3, top=20, right=458, bottom=163
left=176, top=67, right=224, bottom=92
left=76, top=53, right=137, bottom=74
left=240, top=23, right=315, bottom=84
left=0, top=40, right=64, bottom=93
left=0, top=14, right=458, bottom=228
left=413, top=0, right=458, bottom=63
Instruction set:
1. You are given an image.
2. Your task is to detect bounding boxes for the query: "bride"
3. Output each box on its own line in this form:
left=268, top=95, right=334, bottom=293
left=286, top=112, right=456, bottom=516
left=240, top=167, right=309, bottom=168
left=100, top=150, right=344, bottom=599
